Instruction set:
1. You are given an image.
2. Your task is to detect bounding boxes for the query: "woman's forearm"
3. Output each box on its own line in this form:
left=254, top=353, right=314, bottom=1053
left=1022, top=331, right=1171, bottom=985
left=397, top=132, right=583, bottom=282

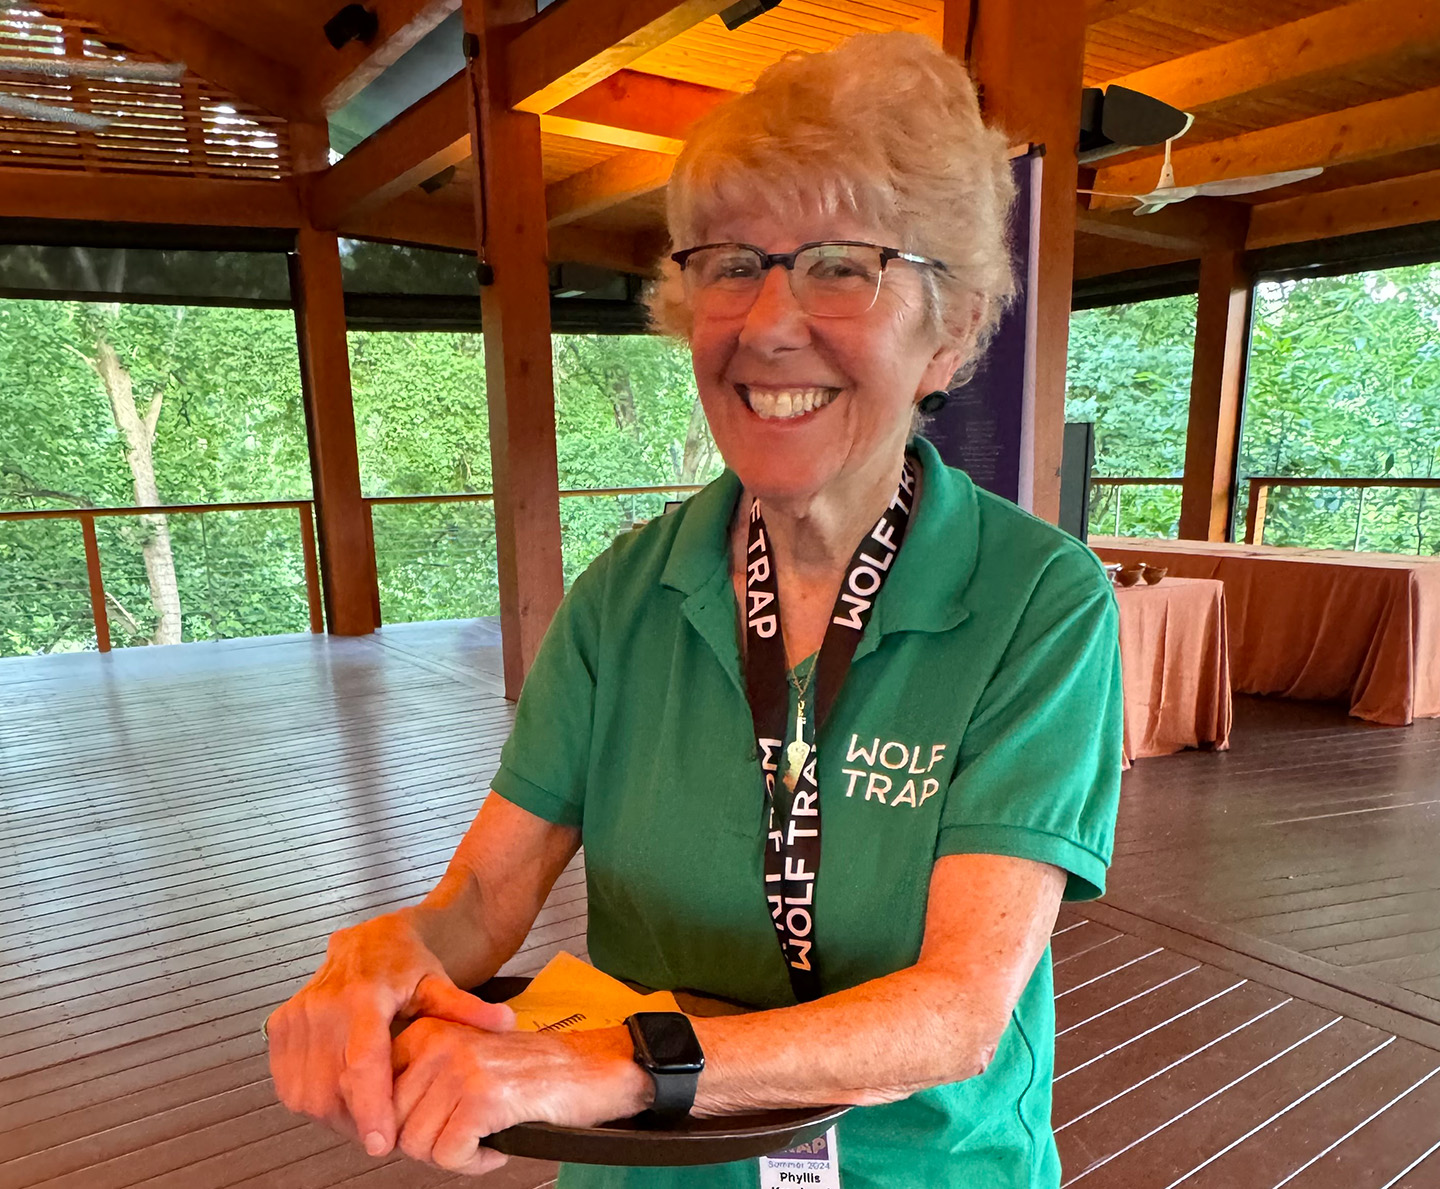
left=402, top=795, right=583, bottom=992
left=399, top=866, right=514, bottom=991
left=556, top=962, right=1006, bottom=1125
left=687, top=963, right=1007, bottom=1114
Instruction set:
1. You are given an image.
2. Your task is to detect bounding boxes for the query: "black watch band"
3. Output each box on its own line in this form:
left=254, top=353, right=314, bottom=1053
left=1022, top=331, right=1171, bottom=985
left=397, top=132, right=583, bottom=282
left=625, top=1012, right=704, bottom=1121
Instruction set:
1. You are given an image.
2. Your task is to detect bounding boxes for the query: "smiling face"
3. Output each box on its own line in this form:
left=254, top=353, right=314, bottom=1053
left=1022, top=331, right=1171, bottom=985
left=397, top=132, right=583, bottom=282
left=687, top=209, right=966, bottom=510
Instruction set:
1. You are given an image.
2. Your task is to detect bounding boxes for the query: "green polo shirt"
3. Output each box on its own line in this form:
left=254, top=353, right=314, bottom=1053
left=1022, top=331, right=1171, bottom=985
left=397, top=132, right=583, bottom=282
left=492, top=436, right=1123, bottom=1188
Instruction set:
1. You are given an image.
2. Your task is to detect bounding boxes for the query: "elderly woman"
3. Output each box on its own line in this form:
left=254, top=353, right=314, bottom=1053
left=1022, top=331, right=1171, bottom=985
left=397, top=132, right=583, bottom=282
left=268, top=30, right=1122, bottom=1188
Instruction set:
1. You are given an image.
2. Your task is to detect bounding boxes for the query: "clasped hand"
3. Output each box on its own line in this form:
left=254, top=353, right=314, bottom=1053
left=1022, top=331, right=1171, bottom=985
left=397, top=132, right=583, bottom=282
left=266, top=915, right=646, bottom=1177
left=388, top=1017, right=639, bottom=1176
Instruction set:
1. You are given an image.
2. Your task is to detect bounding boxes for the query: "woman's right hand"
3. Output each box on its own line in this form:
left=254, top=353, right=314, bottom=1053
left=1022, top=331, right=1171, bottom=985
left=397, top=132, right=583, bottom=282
left=265, top=910, right=516, bottom=1158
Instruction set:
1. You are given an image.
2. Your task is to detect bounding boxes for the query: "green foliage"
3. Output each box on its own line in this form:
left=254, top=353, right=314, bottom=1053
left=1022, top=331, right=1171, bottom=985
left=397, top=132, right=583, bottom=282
left=1, top=300, right=310, bottom=654
left=7, top=262, right=1438, bottom=659
left=1241, top=266, right=1440, bottom=555
left=1065, top=264, right=1440, bottom=551
left=1, top=302, right=710, bottom=655
left=354, top=330, right=710, bottom=623
left=1065, top=295, right=1196, bottom=537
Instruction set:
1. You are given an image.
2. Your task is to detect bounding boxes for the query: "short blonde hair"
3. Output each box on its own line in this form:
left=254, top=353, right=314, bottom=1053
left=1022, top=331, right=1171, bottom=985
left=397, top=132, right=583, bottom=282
left=648, top=31, right=1016, bottom=364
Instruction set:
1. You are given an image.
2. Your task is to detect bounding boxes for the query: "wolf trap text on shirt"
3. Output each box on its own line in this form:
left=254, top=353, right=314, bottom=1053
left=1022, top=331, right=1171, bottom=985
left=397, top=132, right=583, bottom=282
left=841, top=734, right=947, bottom=808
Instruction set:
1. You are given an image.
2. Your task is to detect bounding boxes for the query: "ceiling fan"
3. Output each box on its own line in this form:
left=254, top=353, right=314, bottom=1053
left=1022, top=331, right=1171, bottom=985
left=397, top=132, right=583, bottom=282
left=1079, top=112, right=1323, bottom=215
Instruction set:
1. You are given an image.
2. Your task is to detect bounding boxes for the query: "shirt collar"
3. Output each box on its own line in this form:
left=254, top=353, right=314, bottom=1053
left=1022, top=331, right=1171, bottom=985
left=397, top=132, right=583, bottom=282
left=661, top=468, right=745, bottom=693
left=661, top=467, right=740, bottom=598
left=659, top=434, right=978, bottom=672
left=862, top=434, right=977, bottom=655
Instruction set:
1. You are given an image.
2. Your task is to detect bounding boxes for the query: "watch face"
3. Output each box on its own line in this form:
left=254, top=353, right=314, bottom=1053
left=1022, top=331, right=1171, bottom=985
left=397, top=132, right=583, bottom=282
left=634, top=1012, right=704, bottom=1070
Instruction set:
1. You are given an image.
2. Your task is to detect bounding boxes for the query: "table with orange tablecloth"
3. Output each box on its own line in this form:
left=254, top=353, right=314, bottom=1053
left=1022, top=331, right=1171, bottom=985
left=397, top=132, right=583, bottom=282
left=1092, top=537, right=1440, bottom=726
left=1115, top=577, right=1232, bottom=763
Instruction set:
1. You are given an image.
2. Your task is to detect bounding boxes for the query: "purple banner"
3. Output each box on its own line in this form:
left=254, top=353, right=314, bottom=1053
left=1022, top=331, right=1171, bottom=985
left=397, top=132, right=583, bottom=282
left=924, top=149, right=1043, bottom=511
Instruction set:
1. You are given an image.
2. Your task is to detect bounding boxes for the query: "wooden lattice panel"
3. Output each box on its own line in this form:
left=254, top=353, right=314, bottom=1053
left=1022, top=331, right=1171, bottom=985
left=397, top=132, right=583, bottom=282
left=0, top=4, right=290, bottom=178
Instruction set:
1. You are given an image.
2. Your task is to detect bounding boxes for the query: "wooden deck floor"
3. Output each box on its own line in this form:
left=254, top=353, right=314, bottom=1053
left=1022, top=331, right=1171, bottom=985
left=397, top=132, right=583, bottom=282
left=0, top=623, right=571, bottom=1189
left=3, top=624, right=1439, bottom=1187
left=1109, top=697, right=1440, bottom=1015
left=1055, top=903, right=1440, bottom=1187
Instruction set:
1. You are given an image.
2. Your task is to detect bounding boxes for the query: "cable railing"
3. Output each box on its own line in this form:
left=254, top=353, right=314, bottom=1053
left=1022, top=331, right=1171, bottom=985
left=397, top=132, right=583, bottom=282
left=1087, top=476, right=1184, bottom=538
left=0, top=485, right=709, bottom=655
left=0, top=501, right=323, bottom=654
left=1243, top=476, right=1440, bottom=550
left=361, top=483, right=707, bottom=626
left=1086, top=475, right=1440, bottom=554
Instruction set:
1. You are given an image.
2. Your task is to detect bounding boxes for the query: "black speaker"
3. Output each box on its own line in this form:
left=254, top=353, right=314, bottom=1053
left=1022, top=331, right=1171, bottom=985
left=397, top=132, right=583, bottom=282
left=324, top=4, right=379, bottom=50
left=1078, top=86, right=1190, bottom=165
left=1060, top=421, right=1095, bottom=542
left=720, top=0, right=783, bottom=30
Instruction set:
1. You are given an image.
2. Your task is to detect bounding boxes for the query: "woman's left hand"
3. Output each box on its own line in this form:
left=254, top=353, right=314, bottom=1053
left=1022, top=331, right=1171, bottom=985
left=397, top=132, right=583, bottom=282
left=391, top=1019, right=652, bottom=1175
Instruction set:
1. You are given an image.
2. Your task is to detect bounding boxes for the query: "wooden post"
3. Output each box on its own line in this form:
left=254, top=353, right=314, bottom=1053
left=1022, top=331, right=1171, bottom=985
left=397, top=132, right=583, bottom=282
left=79, top=512, right=111, bottom=654
left=291, top=225, right=378, bottom=636
left=364, top=502, right=383, bottom=628
left=298, top=503, right=325, bottom=633
left=463, top=0, right=565, bottom=700
left=949, top=0, right=1086, bottom=523
left=1244, top=480, right=1269, bottom=545
left=1179, top=230, right=1254, bottom=541
left=291, top=120, right=378, bottom=636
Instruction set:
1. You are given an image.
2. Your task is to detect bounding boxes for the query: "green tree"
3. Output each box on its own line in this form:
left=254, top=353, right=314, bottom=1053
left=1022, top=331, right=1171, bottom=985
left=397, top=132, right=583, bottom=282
left=1066, top=294, right=1197, bottom=537
left=349, top=330, right=713, bottom=622
left=1, top=300, right=712, bottom=656
left=1, top=300, right=310, bottom=654
left=1241, top=266, right=1440, bottom=554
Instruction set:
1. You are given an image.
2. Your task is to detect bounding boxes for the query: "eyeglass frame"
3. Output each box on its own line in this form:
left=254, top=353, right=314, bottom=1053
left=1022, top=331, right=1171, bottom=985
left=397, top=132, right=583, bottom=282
left=669, top=240, right=948, bottom=318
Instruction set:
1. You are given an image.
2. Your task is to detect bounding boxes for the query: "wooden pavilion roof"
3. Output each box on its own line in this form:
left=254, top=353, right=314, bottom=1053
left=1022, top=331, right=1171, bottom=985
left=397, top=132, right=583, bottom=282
left=1, top=0, right=1439, bottom=278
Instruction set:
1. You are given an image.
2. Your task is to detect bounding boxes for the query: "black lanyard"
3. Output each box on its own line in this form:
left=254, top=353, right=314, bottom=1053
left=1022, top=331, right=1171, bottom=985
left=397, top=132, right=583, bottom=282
left=743, top=458, right=917, bottom=1001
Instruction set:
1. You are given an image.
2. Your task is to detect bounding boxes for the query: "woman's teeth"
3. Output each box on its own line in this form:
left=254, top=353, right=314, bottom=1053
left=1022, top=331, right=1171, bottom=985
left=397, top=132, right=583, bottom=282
left=744, top=387, right=838, bottom=420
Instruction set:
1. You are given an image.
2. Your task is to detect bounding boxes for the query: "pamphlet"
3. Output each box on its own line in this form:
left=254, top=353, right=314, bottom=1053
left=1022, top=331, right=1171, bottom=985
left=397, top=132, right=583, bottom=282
left=505, top=951, right=683, bottom=1033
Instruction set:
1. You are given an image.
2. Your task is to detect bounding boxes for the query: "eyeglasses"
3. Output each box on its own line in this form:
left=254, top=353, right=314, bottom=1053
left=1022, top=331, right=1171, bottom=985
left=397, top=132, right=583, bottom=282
left=670, top=240, right=947, bottom=319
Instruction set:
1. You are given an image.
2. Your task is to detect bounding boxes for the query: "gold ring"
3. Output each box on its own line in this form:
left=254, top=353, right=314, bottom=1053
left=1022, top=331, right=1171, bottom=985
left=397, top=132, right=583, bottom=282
left=260, top=1015, right=270, bottom=1042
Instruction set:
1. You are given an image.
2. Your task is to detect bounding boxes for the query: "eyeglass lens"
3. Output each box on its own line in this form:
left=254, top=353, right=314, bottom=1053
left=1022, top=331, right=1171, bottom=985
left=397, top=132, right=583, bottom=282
left=683, top=244, right=885, bottom=318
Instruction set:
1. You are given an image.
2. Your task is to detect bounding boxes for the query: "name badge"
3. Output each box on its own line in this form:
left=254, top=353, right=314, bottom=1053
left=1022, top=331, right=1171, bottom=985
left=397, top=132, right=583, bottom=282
left=758, top=1125, right=841, bottom=1189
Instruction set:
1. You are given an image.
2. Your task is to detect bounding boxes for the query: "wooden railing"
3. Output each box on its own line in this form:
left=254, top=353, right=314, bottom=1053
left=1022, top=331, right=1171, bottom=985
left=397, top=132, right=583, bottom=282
left=3, top=484, right=710, bottom=651
left=0, top=500, right=323, bottom=652
left=1088, top=476, right=1184, bottom=537
left=1243, top=476, right=1440, bottom=546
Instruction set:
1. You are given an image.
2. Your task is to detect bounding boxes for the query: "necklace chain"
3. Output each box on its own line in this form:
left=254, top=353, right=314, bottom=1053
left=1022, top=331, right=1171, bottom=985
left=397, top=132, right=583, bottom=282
left=788, top=657, right=817, bottom=701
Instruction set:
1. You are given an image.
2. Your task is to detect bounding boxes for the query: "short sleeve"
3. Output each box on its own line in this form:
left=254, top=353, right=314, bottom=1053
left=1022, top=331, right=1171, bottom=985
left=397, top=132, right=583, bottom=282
left=937, top=550, right=1123, bottom=900
left=489, top=554, right=610, bottom=829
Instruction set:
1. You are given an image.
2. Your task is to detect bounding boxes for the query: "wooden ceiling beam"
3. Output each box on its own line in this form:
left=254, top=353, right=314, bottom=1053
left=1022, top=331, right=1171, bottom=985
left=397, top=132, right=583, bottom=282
left=1076, top=197, right=1248, bottom=252
left=1103, top=0, right=1440, bottom=115
left=0, top=169, right=301, bottom=227
left=307, top=74, right=469, bottom=228
left=346, top=194, right=662, bottom=274
left=1247, top=170, right=1440, bottom=249
left=1092, top=85, right=1440, bottom=202
left=1073, top=233, right=1196, bottom=281
left=545, top=149, right=675, bottom=227
left=309, top=0, right=461, bottom=115
left=506, top=0, right=733, bottom=114
left=340, top=193, right=477, bottom=251
left=539, top=69, right=733, bottom=154
left=57, top=0, right=308, bottom=120
left=549, top=223, right=666, bottom=275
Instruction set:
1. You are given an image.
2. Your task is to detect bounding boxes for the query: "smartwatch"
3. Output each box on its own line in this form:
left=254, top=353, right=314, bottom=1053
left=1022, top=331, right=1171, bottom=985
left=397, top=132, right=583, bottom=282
left=624, top=1011, right=704, bottom=1120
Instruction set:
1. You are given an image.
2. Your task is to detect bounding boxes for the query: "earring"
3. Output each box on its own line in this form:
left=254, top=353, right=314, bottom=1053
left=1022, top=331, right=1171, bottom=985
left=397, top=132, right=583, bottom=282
left=918, top=390, right=948, bottom=413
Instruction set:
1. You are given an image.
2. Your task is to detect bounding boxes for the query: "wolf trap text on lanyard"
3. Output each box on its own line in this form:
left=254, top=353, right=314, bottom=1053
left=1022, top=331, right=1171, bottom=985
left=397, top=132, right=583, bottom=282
left=744, top=458, right=916, bottom=1002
